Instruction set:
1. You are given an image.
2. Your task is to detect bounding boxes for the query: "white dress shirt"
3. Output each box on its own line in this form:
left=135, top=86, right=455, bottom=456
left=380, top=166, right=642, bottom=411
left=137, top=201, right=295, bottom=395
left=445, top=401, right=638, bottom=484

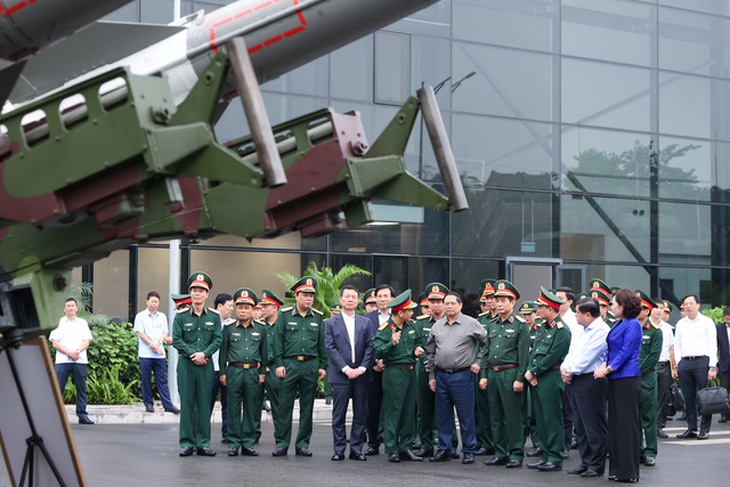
left=561, top=317, right=610, bottom=375
left=658, top=321, right=675, bottom=362
left=674, top=313, right=717, bottom=365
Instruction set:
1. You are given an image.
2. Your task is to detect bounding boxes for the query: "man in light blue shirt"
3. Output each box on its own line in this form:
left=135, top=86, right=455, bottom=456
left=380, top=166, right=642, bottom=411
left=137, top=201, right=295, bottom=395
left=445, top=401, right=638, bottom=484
left=560, top=297, right=609, bottom=477
left=134, top=291, right=179, bottom=414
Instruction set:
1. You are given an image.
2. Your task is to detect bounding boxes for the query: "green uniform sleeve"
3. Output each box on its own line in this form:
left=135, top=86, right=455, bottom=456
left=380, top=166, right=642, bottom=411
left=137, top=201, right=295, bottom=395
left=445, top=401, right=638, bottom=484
left=516, top=319, right=530, bottom=383
left=317, top=315, right=328, bottom=370
left=203, top=314, right=222, bottom=359
left=218, top=325, right=229, bottom=373
left=172, top=312, right=192, bottom=357
left=531, top=326, right=571, bottom=377
left=638, top=328, right=663, bottom=374
left=374, top=326, right=394, bottom=359
left=273, top=313, right=285, bottom=368
left=259, top=325, right=268, bottom=371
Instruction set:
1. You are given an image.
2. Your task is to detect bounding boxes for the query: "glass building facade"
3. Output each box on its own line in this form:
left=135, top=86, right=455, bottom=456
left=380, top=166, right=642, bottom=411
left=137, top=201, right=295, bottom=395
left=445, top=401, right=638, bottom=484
left=88, top=0, right=730, bottom=319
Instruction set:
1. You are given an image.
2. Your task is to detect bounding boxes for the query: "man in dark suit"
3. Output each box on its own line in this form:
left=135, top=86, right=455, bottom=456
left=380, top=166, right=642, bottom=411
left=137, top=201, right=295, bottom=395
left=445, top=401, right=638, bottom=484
left=717, top=308, right=730, bottom=423
left=326, top=285, right=375, bottom=461
left=363, top=284, right=394, bottom=455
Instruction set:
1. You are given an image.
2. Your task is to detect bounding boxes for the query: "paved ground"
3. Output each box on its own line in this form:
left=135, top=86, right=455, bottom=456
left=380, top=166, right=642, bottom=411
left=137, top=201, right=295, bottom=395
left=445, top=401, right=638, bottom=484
left=2, top=404, right=729, bottom=486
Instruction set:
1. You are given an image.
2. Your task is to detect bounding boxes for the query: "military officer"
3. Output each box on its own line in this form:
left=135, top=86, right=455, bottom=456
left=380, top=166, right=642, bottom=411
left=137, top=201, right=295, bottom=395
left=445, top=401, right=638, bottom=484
left=521, top=301, right=542, bottom=458
left=272, top=276, right=328, bottom=457
left=258, top=290, right=284, bottom=433
left=589, top=278, right=615, bottom=326
left=636, top=291, right=662, bottom=467
left=525, top=288, right=571, bottom=472
left=172, top=272, right=222, bottom=457
left=363, top=288, right=378, bottom=314
left=220, top=288, right=267, bottom=457
left=374, top=290, right=424, bottom=463
left=413, top=282, right=449, bottom=458
left=475, top=279, right=497, bottom=456
left=480, top=279, right=530, bottom=468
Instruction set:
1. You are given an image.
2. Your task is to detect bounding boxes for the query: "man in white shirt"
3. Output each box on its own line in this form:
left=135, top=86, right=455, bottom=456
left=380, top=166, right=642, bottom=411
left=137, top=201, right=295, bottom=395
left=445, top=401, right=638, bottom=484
left=674, top=294, right=717, bottom=439
left=654, top=300, right=675, bottom=438
left=134, top=291, right=179, bottom=414
left=49, top=297, right=94, bottom=424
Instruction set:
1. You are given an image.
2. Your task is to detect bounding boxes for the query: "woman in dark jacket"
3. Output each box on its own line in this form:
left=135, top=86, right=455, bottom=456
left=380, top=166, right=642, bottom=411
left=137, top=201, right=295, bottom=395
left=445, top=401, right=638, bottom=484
left=594, top=288, right=642, bottom=483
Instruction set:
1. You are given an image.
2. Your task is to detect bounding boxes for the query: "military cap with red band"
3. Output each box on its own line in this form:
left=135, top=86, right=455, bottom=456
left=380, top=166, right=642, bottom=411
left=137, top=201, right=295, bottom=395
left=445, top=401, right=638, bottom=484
left=260, top=289, right=284, bottom=307
left=388, top=290, right=418, bottom=313
left=635, top=290, right=657, bottom=311
left=171, top=293, right=192, bottom=307
left=188, top=271, right=213, bottom=291
left=233, top=287, right=258, bottom=306
left=291, top=276, right=317, bottom=294
left=494, top=279, right=520, bottom=300
left=425, top=282, right=449, bottom=300
left=590, top=288, right=611, bottom=307
left=364, top=288, right=377, bottom=304
left=537, top=286, right=564, bottom=310
left=480, top=279, right=496, bottom=297
left=589, top=277, right=611, bottom=297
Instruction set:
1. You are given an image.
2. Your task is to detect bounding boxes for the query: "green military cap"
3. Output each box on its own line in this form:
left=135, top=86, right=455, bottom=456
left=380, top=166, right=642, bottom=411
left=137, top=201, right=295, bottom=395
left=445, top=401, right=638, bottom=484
left=663, top=300, right=673, bottom=313
left=590, top=288, right=611, bottom=307
left=188, top=271, right=213, bottom=291
left=260, top=289, right=284, bottom=307
left=588, top=278, right=611, bottom=296
left=494, top=279, right=520, bottom=300
left=610, top=286, right=620, bottom=296
left=425, top=282, right=449, bottom=300
left=537, top=286, right=564, bottom=310
left=171, top=293, right=191, bottom=307
left=364, top=288, right=377, bottom=304
left=330, top=302, right=342, bottom=315
left=480, top=279, right=496, bottom=297
left=635, top=290, right=657, bottom=311
left=418, top=292, right=429, bottom=307
left=576, top=292, right=589, bottom=301
left=291, top=276, right=317, bottom=294
left=387, top=289, right=418, bottom=313
left=519, top=302, right=537, bottom=314
left=233, top=287, right=258, bottom=306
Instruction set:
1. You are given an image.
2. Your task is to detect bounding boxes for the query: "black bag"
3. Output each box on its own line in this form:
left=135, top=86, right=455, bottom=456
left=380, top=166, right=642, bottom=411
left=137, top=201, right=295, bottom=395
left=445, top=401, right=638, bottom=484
left=665, top=383, right=685, bottom=416
left=696, top=386, right=730, bottom=416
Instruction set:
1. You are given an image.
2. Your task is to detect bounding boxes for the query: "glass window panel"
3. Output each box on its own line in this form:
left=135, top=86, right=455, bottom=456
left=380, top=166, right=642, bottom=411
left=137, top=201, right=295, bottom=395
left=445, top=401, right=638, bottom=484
left=658, top=136, right=712, bottom=201
left=453, top=0, right=557, bottom=53
left=413, top=35, right=452, bottom=110
left=91, top=250, right=130, bottom=319
left=141, top=0, right=174, bottom=23
left=452, top=43, right=553, bottom=122
left=372, top=256, right=409, bottom=295
left=136, top=247, right=171, bottom=314
left=561, top=195, right=650, bottom=263
left=104, top=1, right=140, bottom=21
left=658, top=266, right=713, bottom=311
left=328, top=254, right=373, bottom=295
left=451, top=258, right=502, bottom=298
left=658, top=72, right=730, bottom=139
left=659, top=0, right=730, bottom=17
left=408, top=257, right=450, bottom=301
left=374, top=31, right=411, bottom=105
left=582, top=264, right=651, bottom=298
left=562, top=59, right=651, bottom=132
left=562, top=0, right=654, bottom=67
left=714, top=141, right=730, bottom=192
left=261, top=57, right=329, bottom=97
left=659, top=7, right=730, bottom=77
left=388, top=1, right=451, bottom=37
left=562, top=127, right=652, bottom=197
left=451, top=115, right=555, bottom=190
left=452, top=189, right=554, bottom=258
left=330, top=35, right=373, bottom=102
left=658, top=202, right=711, bottom=263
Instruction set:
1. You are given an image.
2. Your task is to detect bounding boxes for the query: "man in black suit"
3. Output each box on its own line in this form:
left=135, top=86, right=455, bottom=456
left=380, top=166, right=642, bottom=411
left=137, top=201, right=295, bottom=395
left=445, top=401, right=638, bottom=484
left=363, top=284, right=395, bottom=455
left=326, top=285, right=375, bottom=461
left=717, top=308, right=730, bottom=423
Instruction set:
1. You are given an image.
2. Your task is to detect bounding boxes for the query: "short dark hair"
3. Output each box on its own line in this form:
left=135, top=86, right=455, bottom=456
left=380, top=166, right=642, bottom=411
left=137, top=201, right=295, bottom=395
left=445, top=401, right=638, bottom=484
left=65, top=297, right=77, bottom=305
left=575, top=297, right=600, bottom=318
left=614, top=288, right=641, bottom=319
left=723, top=307, right=730, bottom=317
left=340, top=285, right=358, bottom=296
left=556, top=287, right=575, bottom=303
left=146, top=291, right=161, bottom=301
left=682, top=294, right=700, bottom=306
left=444, top=292, right=462, bottom=305
left=375, top=284, right=395, bottom=297
left=214, top=293, right=233, bottom=308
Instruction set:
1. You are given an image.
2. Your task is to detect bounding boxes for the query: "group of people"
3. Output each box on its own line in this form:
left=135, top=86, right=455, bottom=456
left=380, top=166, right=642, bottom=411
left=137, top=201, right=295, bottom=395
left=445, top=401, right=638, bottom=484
left=48, top=270, right=730, bottom=485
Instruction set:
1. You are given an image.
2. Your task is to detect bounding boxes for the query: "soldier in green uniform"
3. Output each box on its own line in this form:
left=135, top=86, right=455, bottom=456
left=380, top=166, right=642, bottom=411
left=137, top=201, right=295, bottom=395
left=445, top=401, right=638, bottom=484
left=521, top=301, right=543, bottom=457
left=172, top=272, right=222, bottom=457
left=413, top=282, right=448, bottom=458
left=636, top=291, right=662, bottom=467
left=525, top=288, right=572, bottom=472
left=374, top=290, right=425, bottom=463
left=258, top=289, right=284, bottom=436
left=220, top=288, right=267, bottom=457
left=272, top=276, right=328, bottom=457
left=589, top=278, right=616, bottom=326
left=363, top=288, right=378, bottom=314
left=475, top=279, right=497, bottom=456
left=480, top=279, right=529, bottom=468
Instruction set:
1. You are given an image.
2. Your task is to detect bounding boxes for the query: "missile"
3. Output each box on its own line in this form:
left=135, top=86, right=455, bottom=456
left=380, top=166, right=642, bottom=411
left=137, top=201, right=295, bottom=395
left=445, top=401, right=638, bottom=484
left=8, top=0, right=442, bottom=107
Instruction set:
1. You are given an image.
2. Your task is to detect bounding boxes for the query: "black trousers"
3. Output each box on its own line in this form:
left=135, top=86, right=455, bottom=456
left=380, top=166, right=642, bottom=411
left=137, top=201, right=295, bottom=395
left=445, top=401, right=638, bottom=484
left=366, top=370, right=383, bottom=448
left=656, top=362, right=672, bottom=428
left=678, top=356, right=712, bottom=434
left=570, top=374, right=608, bottom=474
left=608, top=377, right=641, bottom=482
left=562, top=385, right=574, bottom=450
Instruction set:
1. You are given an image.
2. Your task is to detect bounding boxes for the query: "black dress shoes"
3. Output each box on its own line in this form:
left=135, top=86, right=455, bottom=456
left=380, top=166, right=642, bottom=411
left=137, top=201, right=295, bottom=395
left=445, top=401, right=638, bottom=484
left=388, top=453, right=401, bottom=463
left=616, top=479, right=638, bottom=483
left=332, top=451, right=345, bottom=461
left=429, top=449, right=452, bottom=462
left=179, top=447, right=194, bottom=457
left=462, top=453, right=475, bottom=464
left=484, top=457, right=508, bottom=466
left=581, top=470, right=601, bottom=478
left=657, top=428, right=669, bottom=438
left=164, top=406, right=181, bottom=414
left=719, top=415, right=729, bottom=423
left=526, top=459, right=546, bottom=469
left=644, top=456, right=656, bottom=466
left=414, top=448, right=434, bottom=458
left=537, top=461, right=561, bottom=472
left=399, top=450, right=423, bottom=462
left=698, top=432, right=709, bottom=440
left=451, top=451, right=460, bottom=459
left=676, top=429, right=698, bottom=438
left=568, top=465, right=587, bottom=474
left=364, top=446, right=379, bottom=456
left=197, top=447, right=216, bottom=456
left=228, top=448, right=238, bottom=456
left=272, top=447, right=288, bottom=456
left=505, top=459, right=522, bottom=468
left=349, top=451, right=367, bottom=461
left=473, top=447, right=489, bottom=456
left=241, top=447, right=258, bottom=456
left=145, top=406, right=154, bottom=413
left=79, top=417, right=95, bottom=425
left=295, top=447, right=312, bottom=457
left=525, top=446, right=543, bottom=457
left=562, top=449, right=569, bottom=459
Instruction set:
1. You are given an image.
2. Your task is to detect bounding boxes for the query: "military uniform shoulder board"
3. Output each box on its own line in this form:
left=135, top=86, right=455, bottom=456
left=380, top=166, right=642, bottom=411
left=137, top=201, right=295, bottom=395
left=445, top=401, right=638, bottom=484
left=477, top=311, right=490, bottom=318
left=556, top=322, right=564, bottom=329
left=280, top=306, right=294, bottom=313
left=378, top=322, right=390, bottom=331
left=176, top=306, right=190, bottom=314
left=514, top=315, right=526, bottom=323
left=253, top=318, right=266, bottom=325
left=312, top=308, right=324, bottom=316
left=416, top=314, right=429, bottom=320
left=208, top=307, right=220, bottom=315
